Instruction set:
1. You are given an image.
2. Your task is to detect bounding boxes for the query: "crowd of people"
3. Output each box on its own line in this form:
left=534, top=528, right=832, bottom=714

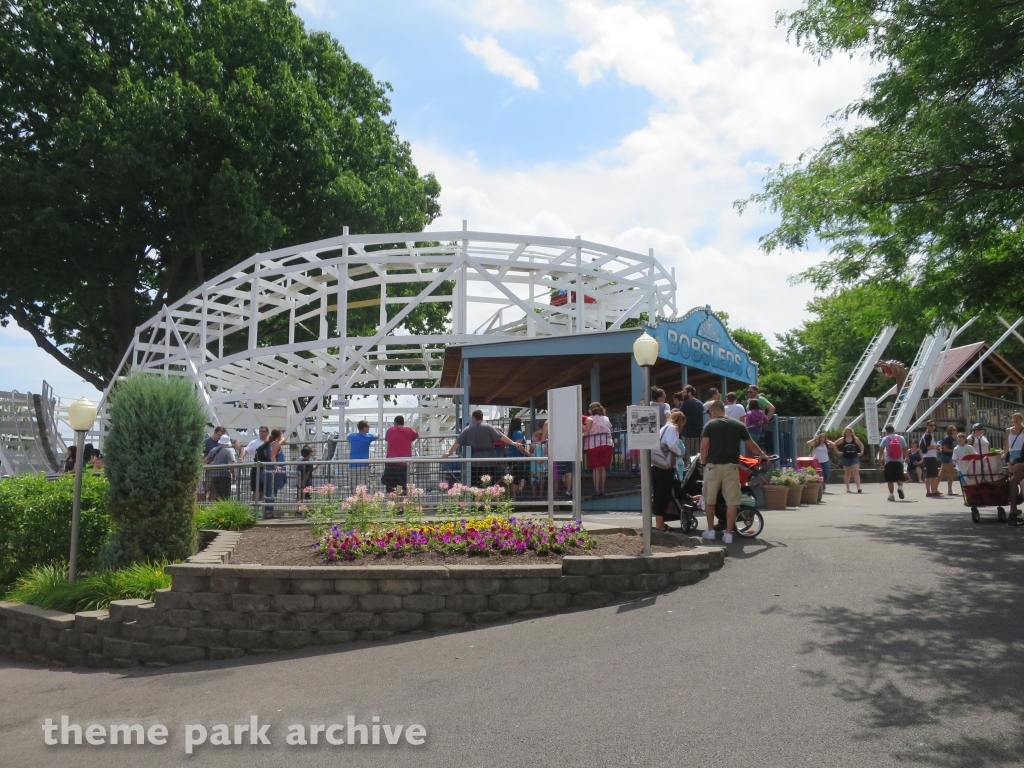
left=187, top=381, right=756, bottom=517
left=803, top=416, right=1020, bottom=511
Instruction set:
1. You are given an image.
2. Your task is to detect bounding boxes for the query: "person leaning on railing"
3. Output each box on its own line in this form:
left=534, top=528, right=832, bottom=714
left=443, top=409, right=528, bottom=487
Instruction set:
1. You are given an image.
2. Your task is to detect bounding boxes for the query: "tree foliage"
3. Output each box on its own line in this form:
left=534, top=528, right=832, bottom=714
left=744, top=0, right=1024, bottom=317
left=104, top=373, right=206, bottom=564
left=759, top=372, right=824, bottom=416
left=0, top=0, right=441, bottom=387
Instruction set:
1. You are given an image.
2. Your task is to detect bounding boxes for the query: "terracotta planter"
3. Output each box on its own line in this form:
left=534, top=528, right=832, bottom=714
left=787, top=484, right=804, bottom=507
left=801, top=481, right=821, bottom=504
left=762, top=484, right=789, bottom=510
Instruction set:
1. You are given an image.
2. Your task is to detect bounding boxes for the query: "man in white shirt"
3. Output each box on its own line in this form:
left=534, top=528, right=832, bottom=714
left=724, top=392, right=746, bottom=421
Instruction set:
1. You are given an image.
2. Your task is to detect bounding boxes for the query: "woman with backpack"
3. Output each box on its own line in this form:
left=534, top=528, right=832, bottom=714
left=256, top=428, right=287, bottom=518
left=830, top=428, right=864, bottom=493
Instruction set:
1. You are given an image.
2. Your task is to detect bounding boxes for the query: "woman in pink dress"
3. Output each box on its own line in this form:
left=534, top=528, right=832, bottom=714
left=584, top=402, right=613, bottom=494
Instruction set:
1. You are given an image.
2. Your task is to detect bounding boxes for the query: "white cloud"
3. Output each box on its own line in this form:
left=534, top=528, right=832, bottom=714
left=293, top=0, right=333, bottom=18
left=461, top=35, right=540, bottom=90
left=469, top=0, right=545, bottom=30
left=417, top=0, right=878, bottom=341
left=566, top=1, right=697, bottom=101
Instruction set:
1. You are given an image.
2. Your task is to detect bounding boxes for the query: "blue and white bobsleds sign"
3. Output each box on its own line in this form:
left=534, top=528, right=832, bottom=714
left=645, top=306, right=758, bottom=384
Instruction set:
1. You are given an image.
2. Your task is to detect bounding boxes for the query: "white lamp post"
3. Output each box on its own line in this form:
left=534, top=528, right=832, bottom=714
left=67, top=397, right=98, bottom=584
left=632, top=332, right=660, bottom=556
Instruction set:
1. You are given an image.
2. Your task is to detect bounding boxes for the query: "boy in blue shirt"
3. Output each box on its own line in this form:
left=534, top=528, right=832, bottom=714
left=346, top=420, right=378, bottom=488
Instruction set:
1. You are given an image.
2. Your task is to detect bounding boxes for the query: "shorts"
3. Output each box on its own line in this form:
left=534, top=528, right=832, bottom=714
left=924, top=456, right=940, bottom=478
left=210, top=474, right=232, bottom=499
left=883, top=461, right=905, bottom=483
left=382, top=464, right=408, bottom=492
left=555, top=461, right=574, bottom=475
left=703, top=463, right=743, bottom=507
left=586, top=445, right=613, bottom=469
left=841, top=456, right=860, bottom=467
left=939, top=454, right=953, bottom=465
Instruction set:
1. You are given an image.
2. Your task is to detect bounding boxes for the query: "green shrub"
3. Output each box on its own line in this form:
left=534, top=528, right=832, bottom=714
left=194, top=500, right=256, bottom=531
left=0, top=473, right=113, bottom=586
left=105, top=373, right=207, bottom=564
left=4, top=561, right=171, bottom=613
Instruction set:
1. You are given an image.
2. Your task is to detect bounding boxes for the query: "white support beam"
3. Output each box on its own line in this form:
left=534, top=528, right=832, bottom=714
left=909, top=317, right=1024, bottom=431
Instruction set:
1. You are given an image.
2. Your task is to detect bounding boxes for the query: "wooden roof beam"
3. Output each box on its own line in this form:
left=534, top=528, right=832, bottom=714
left=480, top=357, right=542, bottom=402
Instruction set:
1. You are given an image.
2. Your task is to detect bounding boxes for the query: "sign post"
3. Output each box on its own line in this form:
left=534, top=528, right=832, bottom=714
left=547, top=385, right=583, bottom=520
left=864, top=396, right=880, bottom=448
left=628, top=404, right=661, bottom=556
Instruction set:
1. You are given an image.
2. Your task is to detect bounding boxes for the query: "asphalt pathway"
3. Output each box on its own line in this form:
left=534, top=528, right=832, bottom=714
left=2, top=483, right=1023, bottom=767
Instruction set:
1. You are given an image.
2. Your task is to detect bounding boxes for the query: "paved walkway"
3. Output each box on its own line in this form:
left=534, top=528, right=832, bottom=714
left=2, top=483, right=1022, bottom=767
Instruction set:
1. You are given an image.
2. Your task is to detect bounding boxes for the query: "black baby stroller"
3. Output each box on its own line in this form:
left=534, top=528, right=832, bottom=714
left=663, top=456, right=768, bottom=538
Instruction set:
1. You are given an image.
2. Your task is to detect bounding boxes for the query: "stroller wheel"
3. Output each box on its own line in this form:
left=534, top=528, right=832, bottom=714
left=735, top=509, right=764, bottom=539
left=998, top=506, right=1007, bottom=522
left=672, top=499, right=691, bottom=533
left=971, top=507, right=981, bottom=524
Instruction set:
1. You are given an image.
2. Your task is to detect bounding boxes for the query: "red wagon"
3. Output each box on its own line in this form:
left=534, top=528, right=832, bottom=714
left=956, top=454, right=1013, bottom=524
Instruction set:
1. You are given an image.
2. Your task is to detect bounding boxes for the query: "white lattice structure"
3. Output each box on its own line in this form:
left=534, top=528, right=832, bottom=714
left=103, top=226, right=677, bottom=439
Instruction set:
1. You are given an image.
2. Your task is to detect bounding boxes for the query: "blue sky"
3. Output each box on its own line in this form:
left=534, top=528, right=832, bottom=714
left=0, top=0, right=875, bottom=402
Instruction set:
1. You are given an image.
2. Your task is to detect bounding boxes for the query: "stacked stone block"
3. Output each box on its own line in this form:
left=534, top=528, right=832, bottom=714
left=0, top=547, right=724, bottom=669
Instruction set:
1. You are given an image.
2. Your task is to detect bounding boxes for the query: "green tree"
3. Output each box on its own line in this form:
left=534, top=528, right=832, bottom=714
left=104, top=373, right=206, bottom=564
left=759, top=372, right=824, bottom=416
left=743, top=1, right=1024, bottom=317
left=0, top=0, right=441, bottom=388
left=731, top=328, right=779, bottom=375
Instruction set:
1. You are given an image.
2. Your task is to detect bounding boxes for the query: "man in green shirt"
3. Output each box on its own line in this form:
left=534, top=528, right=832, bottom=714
left=700, top=400, right=770, bottom=544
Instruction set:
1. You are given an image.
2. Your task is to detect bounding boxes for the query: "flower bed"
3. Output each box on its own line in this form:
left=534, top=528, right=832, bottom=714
left=301, top=479, right=518, bottom=537
left=314, top=517, right=595, bottom=562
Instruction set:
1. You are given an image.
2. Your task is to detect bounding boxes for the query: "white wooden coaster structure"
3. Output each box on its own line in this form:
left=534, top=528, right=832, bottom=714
left=102, top=224, right=677, bottom=441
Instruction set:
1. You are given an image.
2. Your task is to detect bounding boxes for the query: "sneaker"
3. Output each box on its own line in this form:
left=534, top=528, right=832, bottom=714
left=898, top=488, right=905, bottom=500
left=857, top=488, right=862, bottom=493
left=701, top=529, right=716, bottom=541
left=722, top=532, right=733, bottom=544
left=887, top=494, right=895, bottom=502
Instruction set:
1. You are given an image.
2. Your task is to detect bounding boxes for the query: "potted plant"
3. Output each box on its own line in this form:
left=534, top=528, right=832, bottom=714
left=800, top=467, right=822, bottom=504
left=784, top=469, right=805, bottom=507
left=762, top=472, right=791, bottom=510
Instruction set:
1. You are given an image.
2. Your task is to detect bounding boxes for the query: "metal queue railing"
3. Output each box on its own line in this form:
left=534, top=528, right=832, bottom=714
left=198, top=455, right=576, bottom=518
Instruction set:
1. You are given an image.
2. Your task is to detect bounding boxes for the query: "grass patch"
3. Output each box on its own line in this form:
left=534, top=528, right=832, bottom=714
left=3, top=561, right=171, bottom=613
left=194, top=499, right=256, bottom=531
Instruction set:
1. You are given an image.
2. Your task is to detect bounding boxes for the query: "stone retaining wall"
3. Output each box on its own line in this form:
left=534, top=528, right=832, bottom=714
left=0, top=547, right=724, bottom=669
